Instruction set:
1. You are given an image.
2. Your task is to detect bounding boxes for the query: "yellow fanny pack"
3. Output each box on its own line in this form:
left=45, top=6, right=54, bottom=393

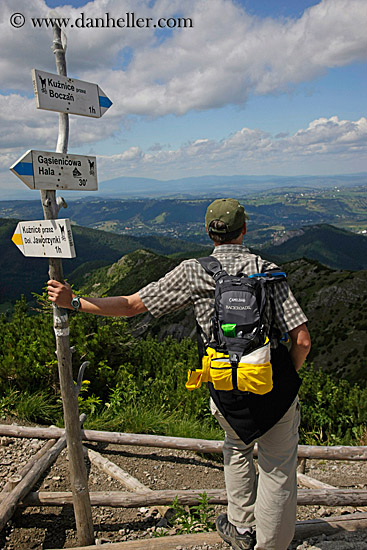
left=186, top=339, right=273, bottom=395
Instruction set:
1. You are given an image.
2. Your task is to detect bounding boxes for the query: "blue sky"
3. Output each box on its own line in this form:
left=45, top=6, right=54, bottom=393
left=1, top=0, right=366, bottom=198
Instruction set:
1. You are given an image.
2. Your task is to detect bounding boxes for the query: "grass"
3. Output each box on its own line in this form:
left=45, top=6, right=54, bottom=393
left=0, top=384, right=223, bottom=443
left=0, top=388, right=60, bottom=424
left=0, top=385, right=223, bottom=442
left=2, top=386, right=367, bottom=448
left=2, top=367, right=367, bottom=448
left=82, top=403, right=224, bottom=441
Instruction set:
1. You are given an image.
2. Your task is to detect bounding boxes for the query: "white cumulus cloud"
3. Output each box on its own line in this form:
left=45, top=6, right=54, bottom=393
left=95, top=0, right=367, bottom=116
left=97, top=116, right=367, bottom=179
left=0, top=93, right=120, bottom=151
left=0, top=0, right=366, bottom=186
left=1, top=0, right=366, bottom=118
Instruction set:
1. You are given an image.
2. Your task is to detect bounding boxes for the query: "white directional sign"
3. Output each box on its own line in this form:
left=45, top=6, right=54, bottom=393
left=12, top=219, right=76, bottom=258
left=10, top=150, right=98, bottom=191
left=32, top=69, right=112, bottom=118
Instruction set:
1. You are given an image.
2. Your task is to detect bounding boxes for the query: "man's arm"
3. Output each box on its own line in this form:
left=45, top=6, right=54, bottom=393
left=47, top=280, right=147, bottom=317
left=288, top=323, right=311, bottom=371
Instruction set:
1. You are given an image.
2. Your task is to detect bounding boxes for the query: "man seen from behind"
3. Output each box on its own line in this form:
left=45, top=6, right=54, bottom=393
left=48, top=198, right=311, bottom=550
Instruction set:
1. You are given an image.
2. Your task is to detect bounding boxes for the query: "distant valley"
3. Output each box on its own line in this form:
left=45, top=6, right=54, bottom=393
left=0, top=185, right=366, bottom=247
left=1, top=214, right=367, bottom=308
left=97, top=173, right=367, bottom=198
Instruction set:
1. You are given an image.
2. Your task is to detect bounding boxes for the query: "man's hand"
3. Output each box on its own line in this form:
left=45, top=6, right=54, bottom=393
left=47, top=280, right=74, bottom=309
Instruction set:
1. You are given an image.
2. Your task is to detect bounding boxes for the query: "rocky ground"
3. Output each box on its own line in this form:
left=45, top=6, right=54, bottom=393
left=0, top=427, right=367, bottom=550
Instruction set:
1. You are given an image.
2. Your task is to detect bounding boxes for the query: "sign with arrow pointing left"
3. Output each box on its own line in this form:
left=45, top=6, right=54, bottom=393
left=10, top=150, right=98, bottom=191
left=12, top=219, right=76, bottom=258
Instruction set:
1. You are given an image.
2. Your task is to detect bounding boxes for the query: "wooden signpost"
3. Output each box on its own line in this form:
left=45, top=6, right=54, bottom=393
left=9, top=24, right=112, bottom=547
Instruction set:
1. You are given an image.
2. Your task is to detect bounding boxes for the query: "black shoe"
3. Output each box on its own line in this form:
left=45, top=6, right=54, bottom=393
left=216, top=513, right=256, bottom=550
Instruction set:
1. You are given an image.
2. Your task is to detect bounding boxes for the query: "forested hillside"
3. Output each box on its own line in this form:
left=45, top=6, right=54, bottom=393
left=284, top=259, right=367, bottom=384
left=2, top=215, right=366, bottom=308
left=260, top=224, right=367, bottom=270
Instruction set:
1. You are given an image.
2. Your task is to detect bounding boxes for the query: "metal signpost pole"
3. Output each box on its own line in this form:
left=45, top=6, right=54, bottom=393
left=39, top=25, right=95, bottom=546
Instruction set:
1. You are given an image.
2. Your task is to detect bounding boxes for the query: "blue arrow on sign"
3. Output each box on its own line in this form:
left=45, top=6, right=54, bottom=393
left=98, top=87, right=113, bottom=116
left=10, top=150, right=35, bottom=189
left=99, top=95, right=113, bottom=109
left=12, top=160, right=33, bottom=176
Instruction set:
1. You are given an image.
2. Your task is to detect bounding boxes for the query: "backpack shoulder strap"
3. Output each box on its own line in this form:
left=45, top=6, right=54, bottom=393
left=197, top=256, right=228, bottom=281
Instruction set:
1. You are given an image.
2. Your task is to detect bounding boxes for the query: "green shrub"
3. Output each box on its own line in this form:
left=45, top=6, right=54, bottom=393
left=170, top=492, right=216, bottom=534
left=298, top=363, right=367, bottom=445
left=2, top=297, right=367, bottom=445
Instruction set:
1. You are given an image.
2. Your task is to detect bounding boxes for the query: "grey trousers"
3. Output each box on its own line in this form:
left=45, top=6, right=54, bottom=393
left=211, top=397, right=300, bottom=550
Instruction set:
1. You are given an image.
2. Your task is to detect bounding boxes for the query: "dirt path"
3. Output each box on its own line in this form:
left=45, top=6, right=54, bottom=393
left=0, top=431, right=367, bottom=549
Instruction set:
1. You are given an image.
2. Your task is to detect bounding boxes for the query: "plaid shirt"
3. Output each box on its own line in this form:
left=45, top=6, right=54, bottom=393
left=139, top=244, right=307, bottom=345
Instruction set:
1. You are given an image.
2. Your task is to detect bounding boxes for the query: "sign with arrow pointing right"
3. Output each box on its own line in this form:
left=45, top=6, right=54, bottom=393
left=32, top=69, right=112, bottom=118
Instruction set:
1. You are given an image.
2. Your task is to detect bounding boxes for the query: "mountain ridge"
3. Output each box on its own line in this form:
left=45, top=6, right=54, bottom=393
left=0, top=218, right=209, bottom=305
left=259, top=224, right=367, bottom=270
left=1, top=218, right=366, bottom=307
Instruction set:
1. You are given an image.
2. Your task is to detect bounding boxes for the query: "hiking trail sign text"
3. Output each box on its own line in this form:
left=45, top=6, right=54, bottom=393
left=32, top=69, right=112, bottom=118
left=10, top=150, right=98, bottom=191
left=12, top=219, right=76, bottom=258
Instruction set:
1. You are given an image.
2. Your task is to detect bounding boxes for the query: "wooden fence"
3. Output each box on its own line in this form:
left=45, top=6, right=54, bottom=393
left=0, top=423, right=366, bottom=547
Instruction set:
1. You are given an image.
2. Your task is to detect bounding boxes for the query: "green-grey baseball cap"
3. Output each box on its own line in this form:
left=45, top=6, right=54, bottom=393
left=205, top=198, right=249, bottom=233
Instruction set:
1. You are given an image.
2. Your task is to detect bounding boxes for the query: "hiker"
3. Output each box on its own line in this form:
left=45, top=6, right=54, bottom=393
left=47, top=198, right=311, bottom=550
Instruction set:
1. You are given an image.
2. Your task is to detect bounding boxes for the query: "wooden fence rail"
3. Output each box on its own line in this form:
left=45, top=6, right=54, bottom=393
left=0, top=415, right=86, bottom=533
left=63, top=513, right=367, bottom=550
left=1, top=424, right=367, bottom=460
left=1, top=488, right=367, bottom=508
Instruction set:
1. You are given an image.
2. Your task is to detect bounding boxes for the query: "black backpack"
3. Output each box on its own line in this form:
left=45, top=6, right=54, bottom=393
left=198, top=256, right=286, bottom=368
left=187, top=256, right=301, bottom=444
